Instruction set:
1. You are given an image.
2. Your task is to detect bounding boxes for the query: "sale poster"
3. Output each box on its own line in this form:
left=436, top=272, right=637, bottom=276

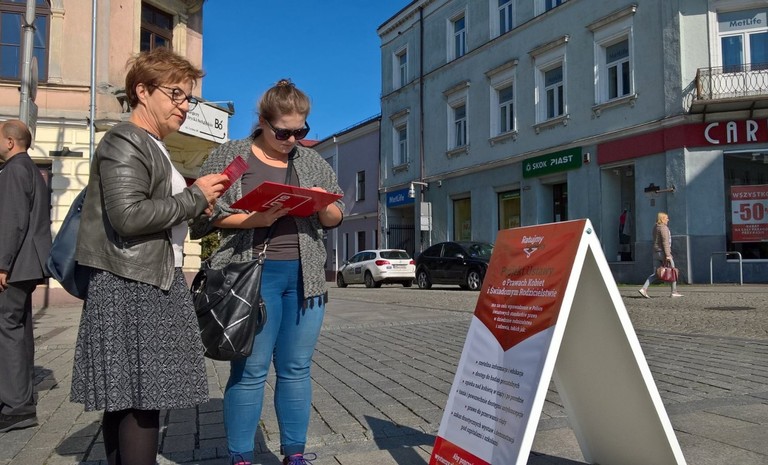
left=430, top=221, right=584, bottom=465
left=731, top=185, right=768, bottom=242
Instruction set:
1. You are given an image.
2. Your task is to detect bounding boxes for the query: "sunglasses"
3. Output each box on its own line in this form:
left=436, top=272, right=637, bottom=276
left=264, top=119, right=310, bottom=141
left=153, top=85, right=199, bottom=110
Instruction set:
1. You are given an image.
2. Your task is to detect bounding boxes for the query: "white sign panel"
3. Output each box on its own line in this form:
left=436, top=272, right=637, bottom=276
left=179, top=102, right=229, bottom=143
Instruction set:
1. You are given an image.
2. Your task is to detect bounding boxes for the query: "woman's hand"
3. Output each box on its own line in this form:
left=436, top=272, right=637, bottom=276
left=309, top=187, right=343, bottom=227
left=243, top=204, right=292, bottom=228
left=194, top=174, right=229, bottom=203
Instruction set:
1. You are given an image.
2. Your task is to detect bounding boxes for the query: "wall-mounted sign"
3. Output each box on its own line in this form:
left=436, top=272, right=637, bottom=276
left=179, top=102, right=229, bottom=143
left=731, top=184, right=768, bottom=242
left=386, top=188, right=415, bottom=207
left=523, top=147, right=582, bottom=179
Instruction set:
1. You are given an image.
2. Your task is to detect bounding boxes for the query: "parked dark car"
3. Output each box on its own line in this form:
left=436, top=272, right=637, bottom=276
left=414, top=241, right=494, bottom=291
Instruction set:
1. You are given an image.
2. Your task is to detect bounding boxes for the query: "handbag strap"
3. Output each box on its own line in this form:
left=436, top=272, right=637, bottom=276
left=259, top=154, right=295, bottom=254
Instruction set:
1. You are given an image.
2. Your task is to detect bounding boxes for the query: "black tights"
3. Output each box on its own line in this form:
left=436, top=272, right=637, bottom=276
left=102, top=408, right=160, bottom=465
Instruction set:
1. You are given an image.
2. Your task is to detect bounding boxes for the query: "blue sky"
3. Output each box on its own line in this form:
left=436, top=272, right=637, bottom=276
left=201, top=1, right=413, bottom=142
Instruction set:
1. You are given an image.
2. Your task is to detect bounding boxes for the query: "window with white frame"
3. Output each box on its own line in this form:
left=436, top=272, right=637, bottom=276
left=718, top=9, right=768, bottom=72
left=544, top=65, right=564, bottom=119
left=497, top=84, right=515, bottom=133
left=497, top=0, right=514, bottom=37
left=590, top=7, right=635, bottom=105
left=395, top=47, right=408, bottom=88
left=394, top=122, right=408, bottom=166
left=452, top=103, right=467, bottom=148
left=532, top=39, right=567, bottom=123
left=449, top=12, right=467, bottom=60
left=545, top=0, right=566, bottom=11
left=356, top=170, right=365, bottom=201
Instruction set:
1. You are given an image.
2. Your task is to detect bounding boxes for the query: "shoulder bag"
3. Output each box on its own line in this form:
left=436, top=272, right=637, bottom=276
left=46, top=187, right=92, bottom=299
left=192, top=156, right=293, bottom=361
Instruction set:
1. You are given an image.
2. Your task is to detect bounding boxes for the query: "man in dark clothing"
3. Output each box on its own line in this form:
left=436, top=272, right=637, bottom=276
left=0, top=119, right=51, bottom=433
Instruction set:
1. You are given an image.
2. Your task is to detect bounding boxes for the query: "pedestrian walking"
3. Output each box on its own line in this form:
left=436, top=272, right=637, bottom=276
left=69, top=48, right=228, bottom=465
left=191, top=79, right=344, bottom=465
left=639, top=211, right=682, bottom=298
left=0, top=119, right=51, bottom=433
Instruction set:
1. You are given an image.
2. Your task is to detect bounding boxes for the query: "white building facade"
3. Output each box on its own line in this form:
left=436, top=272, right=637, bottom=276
left=378, top=0, right=768, bottom=284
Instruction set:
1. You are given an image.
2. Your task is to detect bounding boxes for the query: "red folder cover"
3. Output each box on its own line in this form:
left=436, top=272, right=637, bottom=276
left=230, top=181, right=342, bottom=217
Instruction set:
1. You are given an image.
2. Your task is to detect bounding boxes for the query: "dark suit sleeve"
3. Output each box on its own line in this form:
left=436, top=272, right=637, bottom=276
left=0, top=163, right=32, bottom=271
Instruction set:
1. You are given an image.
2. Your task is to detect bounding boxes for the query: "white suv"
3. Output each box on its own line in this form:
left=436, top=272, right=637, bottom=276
left=336, top=249, right=415, bottom=288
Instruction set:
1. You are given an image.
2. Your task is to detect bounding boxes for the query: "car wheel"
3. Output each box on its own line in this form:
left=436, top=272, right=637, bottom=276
left=402, top=280, right=413, bottom=288
left=466, top=269, right=483, bottom=291
left=336, top=273, right=347, bottom=288
left=417, top=269, right=432, bottom=289
left=364, top=272, right=381, bottom=288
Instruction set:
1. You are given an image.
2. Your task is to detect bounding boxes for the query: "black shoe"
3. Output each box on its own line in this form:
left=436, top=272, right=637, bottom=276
left=0, top=413, right=38, bottom=433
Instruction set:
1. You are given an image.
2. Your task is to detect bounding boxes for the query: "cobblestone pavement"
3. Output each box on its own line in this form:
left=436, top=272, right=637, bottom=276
left=1, top=283, right=766, bottom=465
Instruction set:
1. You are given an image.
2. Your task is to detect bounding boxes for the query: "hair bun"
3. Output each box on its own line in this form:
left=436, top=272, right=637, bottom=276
left=276, top=79, right=294, bottom=88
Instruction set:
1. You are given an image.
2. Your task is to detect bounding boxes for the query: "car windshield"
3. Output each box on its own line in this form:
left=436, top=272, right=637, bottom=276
left=465, top=243, right=494, bottom=259
left=380, top=250, right=410, bottom=259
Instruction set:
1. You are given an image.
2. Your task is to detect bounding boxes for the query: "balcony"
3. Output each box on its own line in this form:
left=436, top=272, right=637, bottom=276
left=691, top=65, right=768, bottom=115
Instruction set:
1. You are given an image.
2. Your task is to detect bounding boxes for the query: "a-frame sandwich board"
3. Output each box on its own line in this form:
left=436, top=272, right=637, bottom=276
left=429, top=219, right=687, bottom=465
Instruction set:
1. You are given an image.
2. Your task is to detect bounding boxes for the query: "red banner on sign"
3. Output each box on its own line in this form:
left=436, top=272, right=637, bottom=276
left=731, top=185, right=768, bottom=242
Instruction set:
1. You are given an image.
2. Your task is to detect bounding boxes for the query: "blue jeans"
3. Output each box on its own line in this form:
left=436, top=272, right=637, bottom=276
left=224, top=259, right=325, bottom=462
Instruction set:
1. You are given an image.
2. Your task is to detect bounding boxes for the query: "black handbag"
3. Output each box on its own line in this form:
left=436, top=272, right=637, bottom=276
left=46, top=187, right=92, bottom=299
left=192, top=242, right=269, bottom=361
left=192, top=155, right=293, bottom=361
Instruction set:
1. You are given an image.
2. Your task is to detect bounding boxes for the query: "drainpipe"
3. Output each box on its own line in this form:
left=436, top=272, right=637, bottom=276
left=417, top=5, right=426, bottom=252
left=19, top=0, right=35, bottom=127
left=89, top=0, right=97, bottom=160
left=333, top=136, right=340, bottom=274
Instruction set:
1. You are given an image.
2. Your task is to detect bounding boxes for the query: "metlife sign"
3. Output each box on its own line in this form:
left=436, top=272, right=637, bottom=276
left=522, top=147, right=582, bottom=179
left=387, top=188, right=415, bottom=207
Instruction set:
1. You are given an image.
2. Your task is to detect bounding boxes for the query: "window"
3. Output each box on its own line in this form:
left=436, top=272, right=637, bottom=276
left=544, top=65, right=564, bottom=119
left=497, top=0, right=514, bottom=36
left=606, top=40, right=631, bottom=99
left=141, top=3, right=173, bottom=51
left=453, top=103, right=467, bottom=148
left=532, top=37, right=567, bottom=125
left=395, top=122, right=408, bottom=166
left=724, top=152, right=768, bottom=259
left=395, top=47, right=408, bottom=88
left=498, top=190, right=521, bottom=229
left=497, top=84, right=515, bottom=134
left=453, top=198, right=472, bottom=241
left=0, top=0, right=49, bottom=81
left=590, top=7, right=635, bottom=107
left=546, top=0, right=566, bottom=11
left=450, top=13, right=466, bottom=60
left=356, top=231, right=366, bottom=253
left=718, top=9, right=768, bottom=72
left=356, top=170, right=365, bottom=201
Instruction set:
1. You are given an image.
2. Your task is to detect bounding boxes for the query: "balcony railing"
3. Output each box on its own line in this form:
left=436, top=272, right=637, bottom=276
left=695, top=64, right=768, bottom=101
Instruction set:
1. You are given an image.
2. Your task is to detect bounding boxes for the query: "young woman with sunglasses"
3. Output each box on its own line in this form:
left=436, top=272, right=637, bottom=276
left=192, top=79, right=343, bottom=465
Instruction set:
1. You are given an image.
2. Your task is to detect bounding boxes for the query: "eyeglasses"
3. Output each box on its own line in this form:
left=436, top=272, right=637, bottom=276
left=264, top=119, right=310, bottom=141
left=152, top=85, right=198, bottom=110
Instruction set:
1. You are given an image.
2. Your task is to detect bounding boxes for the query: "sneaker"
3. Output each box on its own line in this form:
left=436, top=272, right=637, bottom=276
left=231, top=454, right=251, bottom=465
left=0, top=413, right=38, bottom=433
left=671, top=293, right=683, bottom=298
left=637, top=288, right=650, bottom=299
left=283, top=453, right=317, bottom=465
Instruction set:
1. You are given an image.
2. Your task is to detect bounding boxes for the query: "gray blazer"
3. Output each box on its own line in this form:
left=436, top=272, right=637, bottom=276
left=0, top=152, right=52, bottom=283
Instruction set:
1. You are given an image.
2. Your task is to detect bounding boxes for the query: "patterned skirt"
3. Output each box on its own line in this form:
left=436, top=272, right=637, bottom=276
left=70, top=268, right=209, bottom=411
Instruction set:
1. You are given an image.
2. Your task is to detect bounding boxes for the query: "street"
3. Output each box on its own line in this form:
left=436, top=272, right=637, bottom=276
left=1, top=283, right=766, bottom=464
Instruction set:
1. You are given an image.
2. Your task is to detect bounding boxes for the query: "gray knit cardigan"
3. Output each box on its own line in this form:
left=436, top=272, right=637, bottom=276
left=190, top=135, right=344, bottom=305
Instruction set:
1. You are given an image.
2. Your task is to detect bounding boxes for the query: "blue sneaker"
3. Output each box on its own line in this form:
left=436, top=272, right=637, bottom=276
left=283, top=453, right=316, bottom=465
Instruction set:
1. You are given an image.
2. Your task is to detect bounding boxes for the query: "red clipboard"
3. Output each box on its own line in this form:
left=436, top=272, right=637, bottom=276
left=230, top=181, right=342, bottom=217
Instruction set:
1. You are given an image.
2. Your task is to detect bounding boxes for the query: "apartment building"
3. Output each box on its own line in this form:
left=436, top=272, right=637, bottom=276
left=0, top=1, right=231, bottom=302
left=378, top=0, right=768, bottom=284
left=313, top=116, right=381, bottom=280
